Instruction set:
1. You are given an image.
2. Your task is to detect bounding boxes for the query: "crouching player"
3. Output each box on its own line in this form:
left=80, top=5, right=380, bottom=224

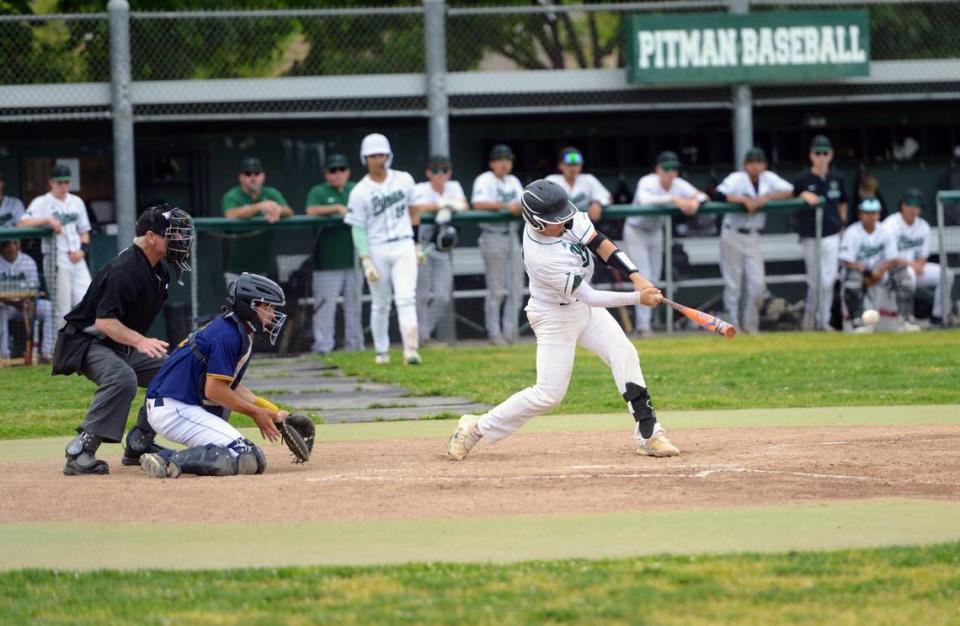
left=447, top=179, right=679, bottom=461
left=139, top=273, right=289, bottom=478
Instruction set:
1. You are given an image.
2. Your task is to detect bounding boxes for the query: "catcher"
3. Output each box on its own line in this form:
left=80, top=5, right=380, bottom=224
left=139, top=273, right=314, bottom=479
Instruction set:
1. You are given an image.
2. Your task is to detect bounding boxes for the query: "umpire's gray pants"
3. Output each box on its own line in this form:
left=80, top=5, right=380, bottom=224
left=417, top=250, right=453, bottom=342
left=720, top=227, right=765, bottom=332
left=311, top=268, right=363, bottom=353
left=479, top=230, right=522, bottom=340
left=79, top=339, right=166, bottom=443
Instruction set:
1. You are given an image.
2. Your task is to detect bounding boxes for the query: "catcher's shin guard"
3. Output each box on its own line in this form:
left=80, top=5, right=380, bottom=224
left=623, top=382, right=657, bottom=439
left=168, top=444, right=239, bottom=477
left=889, top=265, right=915, bottom=320
left=122, top=403, right=171, bottom=466
left=843, top=269, right=865, bottom=323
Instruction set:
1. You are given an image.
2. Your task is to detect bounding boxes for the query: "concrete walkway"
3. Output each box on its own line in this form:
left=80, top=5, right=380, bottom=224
left=242, top=355, right=489, bottom=424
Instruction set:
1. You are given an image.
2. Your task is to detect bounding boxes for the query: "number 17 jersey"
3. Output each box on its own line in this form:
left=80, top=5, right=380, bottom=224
left=523, top=211, right=596, bottom=306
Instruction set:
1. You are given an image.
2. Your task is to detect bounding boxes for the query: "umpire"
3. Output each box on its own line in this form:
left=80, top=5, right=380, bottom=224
left=56, top=204, right=193, bottom=475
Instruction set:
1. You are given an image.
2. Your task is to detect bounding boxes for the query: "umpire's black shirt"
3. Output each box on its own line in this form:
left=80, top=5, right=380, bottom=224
left=64, top=244, right=169, bottom=342
left=792, top=168, right=849, bottom=238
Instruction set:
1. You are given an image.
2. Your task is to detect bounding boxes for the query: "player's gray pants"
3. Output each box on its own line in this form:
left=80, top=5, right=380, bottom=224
left=623, top=224, right=663, bottom=331
left=311, top=268, right=362, bottom=353
left=801, top=234, right=840, bottom=330
left=417, top=250, right=453, bottom=342
left=720, top=228, right=765, bottom=333
left=904, top=262, right=954, bottom=318
left=79, top=339, right=166, bottom=443
left=0, top=299, right=55, bottom=358
left=479, top=230, right=522, bottom=340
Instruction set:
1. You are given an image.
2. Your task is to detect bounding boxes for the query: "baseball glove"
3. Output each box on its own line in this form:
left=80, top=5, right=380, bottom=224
left=275, top=414, right=315, bottom=463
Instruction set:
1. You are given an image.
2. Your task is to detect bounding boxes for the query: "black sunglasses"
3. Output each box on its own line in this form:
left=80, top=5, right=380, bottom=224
left=813, top=150, right=831, bottom=156
left=242, top=170, right=263, bottom=176
left=430, top=166, right=451, bottom=174
left=327, top=167, right=347, bottom=173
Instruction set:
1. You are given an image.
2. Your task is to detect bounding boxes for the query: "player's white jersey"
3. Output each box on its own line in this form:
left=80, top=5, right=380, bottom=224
left=839, top=222, right=898, bottom=271
left=471, top=171, right=524, bottom=232
left=413, top=180, right=466, bottom=241
left=882, top=212, right=930, bottom=262
left=0, top=251, right=41, bottom=291
left=24, top=192, right=91, bottom=259
left=523, top=211, right=597, bottom=306
left=544, top=174, right=612, bottom=213
left=715, top=170, right=793, bottom=231
left=627, top=173, right=706, bottom=231
left=344, top=169, right=417, bottom=246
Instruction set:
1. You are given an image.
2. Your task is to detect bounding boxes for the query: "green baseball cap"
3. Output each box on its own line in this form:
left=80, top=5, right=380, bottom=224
left=428, top=154, right=452, bottom=166
left=325, top=153, right=349, bottom=170
left=489, top=144, right=515, bottom=161
left=240, top=157, right=263, bottom=173
left=810, top=135, right=833, bottom=151
left=744, top=147, right=767, bottom=163
left=51, top=164, right=72, bottom=181
left=899, top=187, right=924, bottom=208
left=656, top=150, right=680, bottom=170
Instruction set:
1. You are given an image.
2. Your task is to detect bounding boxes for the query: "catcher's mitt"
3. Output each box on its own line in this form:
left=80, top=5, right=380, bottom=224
left=275, top=414, right=315, bottom=463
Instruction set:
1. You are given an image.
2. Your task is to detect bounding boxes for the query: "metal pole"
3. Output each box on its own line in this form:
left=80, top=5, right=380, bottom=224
left=664, top=214, right=674, bottom=334
left=936, top=193, right=950, bottom=324
left=423, top=0, right=449, bottom=157
left=814, top=205, right=823, bottom=329
left=190, top=235, right=199, bottom=329
left=729, top=0, right=752, bottom=164
left=108, top=0, right=136, bottom=253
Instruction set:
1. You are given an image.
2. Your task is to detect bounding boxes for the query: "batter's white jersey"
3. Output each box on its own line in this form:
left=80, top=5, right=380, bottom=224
left=715, top=170, right=793, bottom=231
left=471, top=171, right=524, bottom=233
left=344, top=169, right=417, bottom=245
left=523, top=211, right=597, bottom=306
left=24, top=192, right=91, bottom=259
left=544, top=174, right=612, bottom=213
left=840, top=222, right=898, bottom=272
left=628, top=173, right=706, bottom=231
left=882, top=212, right=930, bottom=262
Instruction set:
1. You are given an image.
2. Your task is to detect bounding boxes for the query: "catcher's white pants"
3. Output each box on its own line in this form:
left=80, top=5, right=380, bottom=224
left=802, top=234, right=840, bottom=329
left=623, top=225, right=663, bottom=331
left=146, top=397, right=246, bottom=451
left=368, top=238, right=419, bottom=355
left=904, top=263, right=954, bottom=318
left=477, top=299, right=664, bottom=446
left=311, top=268, right=363, bottom=353
left=0, top=299, right=54, bottom=358
left=54, top=258, right=91, bottom=329
left=416, top=249, right=453, bottom=341
left=720, top=228, right=765, bottom=332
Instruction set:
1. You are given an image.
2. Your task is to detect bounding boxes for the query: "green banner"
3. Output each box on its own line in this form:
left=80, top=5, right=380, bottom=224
left=626, top=10, right=870, bottom=85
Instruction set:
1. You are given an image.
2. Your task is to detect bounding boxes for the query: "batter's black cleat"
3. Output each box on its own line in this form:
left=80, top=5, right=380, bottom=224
left=63, top=430, right=110, bottom=476
left=121, top=426, right=172, bottom=467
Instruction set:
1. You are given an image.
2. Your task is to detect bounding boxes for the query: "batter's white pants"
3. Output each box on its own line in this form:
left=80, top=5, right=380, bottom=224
left=311, top=268, right=363, bottom=353
left=904, top=263, right=954, bottom=318
left=54, top=257, right=91, bottom=329
left=0, top=298, right=54, bottom=358
left=477, top=300, right=664, bottom=446
left=416, top=249, right=453, bottom=342
left=720, top=228, right=765, bottom=332
left=623, top=225, right=663, bottom=332
left=368, top=238, right=419, bottom=355
left=801, top=234, right=840, bottom=330
left=146, top=397, right=246, bottom=450
left=478, top=230, right=522, bottom=340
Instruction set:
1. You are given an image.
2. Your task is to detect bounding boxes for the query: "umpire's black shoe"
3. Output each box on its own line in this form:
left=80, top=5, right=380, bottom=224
left=63, top=430, right=110, bottom=476
left=121, top=426, right=172, bottom=466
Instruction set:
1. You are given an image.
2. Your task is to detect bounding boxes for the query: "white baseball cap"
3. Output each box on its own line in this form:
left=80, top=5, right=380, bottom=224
left=360, top=133, right=393, bottom=167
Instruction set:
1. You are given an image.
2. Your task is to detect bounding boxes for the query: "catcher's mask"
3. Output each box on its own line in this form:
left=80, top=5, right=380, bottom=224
left=520, top=179, right=577, bottom=232
left=136, top=204, right=194, bottom=284
left=227, top=273, right=288, bottom=345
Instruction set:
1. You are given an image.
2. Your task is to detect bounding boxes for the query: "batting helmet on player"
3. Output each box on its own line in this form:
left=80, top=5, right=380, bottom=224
left=520, top=179, right=577, bottom=232
left=227, top=273, right=288, bottom=345
left=360, top=133, right=393, bottom=168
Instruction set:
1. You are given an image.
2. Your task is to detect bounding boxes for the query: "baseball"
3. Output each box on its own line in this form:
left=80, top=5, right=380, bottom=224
left=862, top=309, right=880, bottom=326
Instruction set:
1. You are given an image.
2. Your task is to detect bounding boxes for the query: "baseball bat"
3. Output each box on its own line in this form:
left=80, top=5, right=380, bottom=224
left=660, top=297, right=736, bottom=339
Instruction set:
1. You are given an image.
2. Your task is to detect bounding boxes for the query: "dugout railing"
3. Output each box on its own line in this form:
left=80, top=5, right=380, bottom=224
left=0, top=227, right=57, bottom=366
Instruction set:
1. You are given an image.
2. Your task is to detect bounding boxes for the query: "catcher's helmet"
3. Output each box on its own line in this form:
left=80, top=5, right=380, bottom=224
left=521, top=179, right=577, bottom=232
left=434, top=223, right=458, bottom=252
left=227, top=273, right=287, bottom=345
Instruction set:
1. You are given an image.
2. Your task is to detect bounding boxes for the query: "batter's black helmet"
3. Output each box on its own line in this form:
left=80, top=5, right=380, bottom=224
left=521, top=179, right=577, bottom=232
left=435, top=224, right=458, bottom=251
left=227, top=273, right=287, bottom=345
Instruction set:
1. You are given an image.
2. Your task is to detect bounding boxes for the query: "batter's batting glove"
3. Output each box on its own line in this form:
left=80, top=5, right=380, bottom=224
left=361, top=257, right=380, bottom=282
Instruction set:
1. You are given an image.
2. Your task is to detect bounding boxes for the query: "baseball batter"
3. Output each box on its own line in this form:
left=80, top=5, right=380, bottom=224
left=20, top=164, right=92, bottom=328
left=345, top=133, right=421, bottom=365
left=624, top=151, right=707, bottom=336
left=545, top=146, right=612, bottom=222
left=472, top=144, right=525, bottom=345
left=447, top=179, right=680, bottom=461
left=882, top=188, right=954, bottom=324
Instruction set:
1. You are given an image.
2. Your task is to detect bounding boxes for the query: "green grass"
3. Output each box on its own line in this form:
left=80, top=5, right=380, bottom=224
left=325, top=331, right=960, bottom=414
left=2, top=542, right=958, bottom=625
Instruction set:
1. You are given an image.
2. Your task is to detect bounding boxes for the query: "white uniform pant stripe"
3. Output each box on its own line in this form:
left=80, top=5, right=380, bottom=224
left=623, top=225, right=663, bottom=331
left=720, top=229, right=765, bottom=331
left=802, top=234, right=840, bottom=329
left=146, top=398, right=246, bottom=450
left=368, top=238, right=419, bottom=354
left=311, top=268, right=363, bottom=353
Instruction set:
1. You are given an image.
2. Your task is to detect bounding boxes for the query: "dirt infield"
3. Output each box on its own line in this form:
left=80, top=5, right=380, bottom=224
left=2, top=424, right=958, bottom=525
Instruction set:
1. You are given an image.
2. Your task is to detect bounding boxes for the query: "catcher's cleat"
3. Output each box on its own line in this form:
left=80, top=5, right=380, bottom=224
left=140, top=453, right=181, bottom=479
left=447, top=414, right=482, bottom=461
left=637, top=434, right=680, bottom=457
left=375, top=353, right=391, bottom=365
left=63, top=430, right=109, bottom=476
left=404, top=349, right=422, bottom=365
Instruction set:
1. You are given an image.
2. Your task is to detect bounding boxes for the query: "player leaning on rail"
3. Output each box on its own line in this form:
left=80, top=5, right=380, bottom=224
left=447, top=179, right=680, bottom=461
